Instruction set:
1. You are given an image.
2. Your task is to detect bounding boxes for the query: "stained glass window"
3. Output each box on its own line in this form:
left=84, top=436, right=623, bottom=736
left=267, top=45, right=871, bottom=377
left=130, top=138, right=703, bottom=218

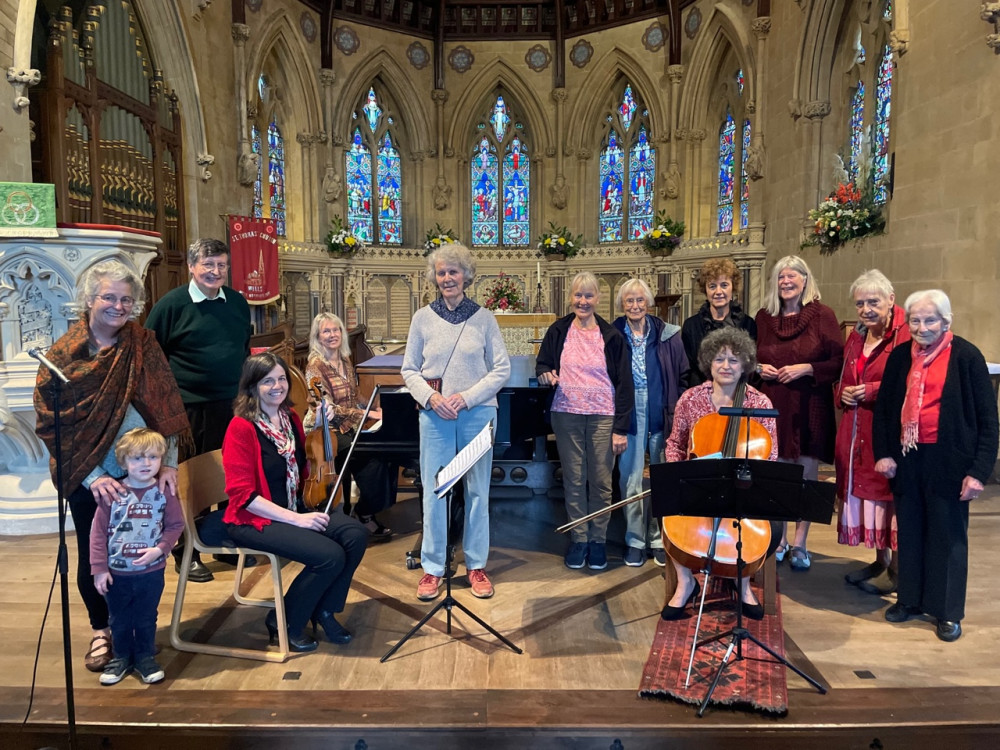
left=251, top=124, right=263, bottom=219
left=740, top=119, right=751, bottom=230
left=599, top=83, right=655, bottom=243
left=717, top=110, right=735, bottom=234
left=267, top=120, right=286, bottom=237
left=470, top=93, right=530, bottom=247
left=849, top=82, right=865, bottom=183
left=736, top=69, right=745, bottom=96
left=873, top=44, right=893, bottom=204
left=344, top=86, right=403, bottom=244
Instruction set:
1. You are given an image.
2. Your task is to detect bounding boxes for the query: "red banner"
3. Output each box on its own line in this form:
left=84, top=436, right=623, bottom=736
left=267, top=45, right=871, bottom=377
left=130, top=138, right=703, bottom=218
left=228, top=216, right=279, bottom=305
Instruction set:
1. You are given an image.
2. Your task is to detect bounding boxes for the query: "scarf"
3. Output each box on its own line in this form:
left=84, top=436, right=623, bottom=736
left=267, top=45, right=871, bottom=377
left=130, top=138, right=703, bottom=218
left=34, top=319, right=191, bottom=495
left=900, top=330, right=953, bottom=454
left=254, top=408, right=300, bottom=510
left=430, top=295, right=480, bottom=324
left=308, top=357, right=361, bottom=433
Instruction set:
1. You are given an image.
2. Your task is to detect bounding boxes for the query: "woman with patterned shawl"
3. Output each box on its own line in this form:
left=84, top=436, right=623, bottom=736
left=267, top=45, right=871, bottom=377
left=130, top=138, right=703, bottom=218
left=34, top=260, right=190, bottom=674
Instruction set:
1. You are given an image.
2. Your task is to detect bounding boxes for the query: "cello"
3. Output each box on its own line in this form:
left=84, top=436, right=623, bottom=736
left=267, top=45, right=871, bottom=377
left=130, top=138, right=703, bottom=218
left=303, top=378, right=344, bottom=511
left=661, top=377, right=773, bottom=579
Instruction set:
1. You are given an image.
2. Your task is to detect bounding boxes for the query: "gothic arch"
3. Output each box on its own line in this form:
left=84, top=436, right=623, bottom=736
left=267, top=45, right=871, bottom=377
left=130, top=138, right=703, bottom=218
left=446, top=60, right=552, bottom=158
left=566, top=47, right=666, bottom=150
left=678, top=5, right=755, bottom=131
left=791, top=0, right=849, bottom=113
left=336, top=49, right=432, bottom=156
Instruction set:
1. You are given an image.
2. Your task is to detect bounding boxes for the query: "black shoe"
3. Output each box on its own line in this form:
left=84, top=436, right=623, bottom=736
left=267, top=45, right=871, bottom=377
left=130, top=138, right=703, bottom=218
left=741, top=601, right=765, bottom=620
left=213, top=553, right=257, bottom=567
left=357, top=515, right=393, bottom=544
left=311, top=611, right=352, bottom=644
left=264, top=610, right=317, bottom=653
left=845, top=561, right=886, bottom=586
left=661, top=579, right=701, bottom=621
left=175, top=557, right=214, bottom=583
left=885, top=602, right=921, bottom=623
left=857, top=568, right=897, bottom=596
left=935, top=620, right=962, bottom=642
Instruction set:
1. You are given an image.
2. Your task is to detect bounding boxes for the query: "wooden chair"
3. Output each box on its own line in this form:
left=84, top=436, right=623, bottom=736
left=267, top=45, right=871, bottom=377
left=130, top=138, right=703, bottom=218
left=169, top=450, right=291, bottom=662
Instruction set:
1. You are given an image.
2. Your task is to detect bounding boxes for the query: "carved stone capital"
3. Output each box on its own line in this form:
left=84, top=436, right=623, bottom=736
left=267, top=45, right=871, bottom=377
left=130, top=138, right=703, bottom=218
left=676, top=128, right=706, bottom=142
left=431, top=88, right=449, bottom=104
left=787, top=98, right=802, bottom=119
left=988, top=33, right=1000, bottom=51
left=666, top=64, right=685, bottom=85
left=545, top=147, right=556, bottom=157
left=888, top=30, right=909, bottom=56
left=231, top=23, right=250, bottom=44
left=751, top=17, right=771, bottom=39
left=746, top=100, right=757, bottom=115
left=296, top=131, right=327, bottom=145
left=551, top=87, right=568, bottom=103
left=319, top=68, right=336, bottom=87
left=6, top=67, right=41, bottom=112
left=575, top=149, right=592, bottom=160
left=444, top=147, right=455, bottom=158
left=982, top=2, right=1000, bottom=23
left=196, top=153, right=215, bottom=181
left=331, top=133, right=344, bottom=147
left=802, top=100, right=831, bottom=120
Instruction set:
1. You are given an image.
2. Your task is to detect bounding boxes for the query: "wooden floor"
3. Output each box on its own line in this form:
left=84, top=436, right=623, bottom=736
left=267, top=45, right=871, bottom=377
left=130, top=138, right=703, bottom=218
left=3, top=482, right=1000, bottom=749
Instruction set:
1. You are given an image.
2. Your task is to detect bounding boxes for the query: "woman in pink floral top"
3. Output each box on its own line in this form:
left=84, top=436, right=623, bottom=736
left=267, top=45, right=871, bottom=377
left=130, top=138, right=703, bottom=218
left=661, top=328, right=777, bottom=622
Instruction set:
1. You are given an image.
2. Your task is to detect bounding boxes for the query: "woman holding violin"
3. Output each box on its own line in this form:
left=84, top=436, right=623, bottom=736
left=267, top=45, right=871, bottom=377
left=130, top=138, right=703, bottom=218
left=304, top=312, right=393, bottom=541
left=223, top=353, right=368, bottom=651
left=662, top=328, right=777, bottom=621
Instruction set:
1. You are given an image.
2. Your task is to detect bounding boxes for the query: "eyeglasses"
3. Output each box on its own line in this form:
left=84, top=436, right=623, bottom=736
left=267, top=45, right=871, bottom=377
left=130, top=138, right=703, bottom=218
left=623, top=297, right=648, bottom=307
left=197, top=261, right=229, bottom=273
left=95, top=293, right=135, bottom=308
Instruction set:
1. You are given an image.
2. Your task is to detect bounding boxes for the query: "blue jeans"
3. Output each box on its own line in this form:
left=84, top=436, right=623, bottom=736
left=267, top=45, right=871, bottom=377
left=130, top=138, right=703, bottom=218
left=418, top=404, right=496, bottom=576
left=104, top=568, right=164, bottom=663
left=618, top=387, right=665, bottom=550
left=551, top=411, right=614, bottom=544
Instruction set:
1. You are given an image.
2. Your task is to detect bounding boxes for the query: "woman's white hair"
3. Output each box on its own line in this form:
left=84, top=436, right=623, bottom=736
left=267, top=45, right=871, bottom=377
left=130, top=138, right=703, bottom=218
left=76, top=260, right=145, bottom=318
left=615, top=278, right=654, bottom=312
left=849, top=269, right=894, bottom=301
left=763, top=255, right=821, bottom=316
left=904, top=289, right=953, bottom=327
left=425, top=243, right=476, bottom=289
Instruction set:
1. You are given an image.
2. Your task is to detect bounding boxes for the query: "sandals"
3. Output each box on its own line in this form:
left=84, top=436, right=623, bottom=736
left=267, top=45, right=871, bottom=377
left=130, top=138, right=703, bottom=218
left=774, top=542, right=789, bottom=564
left=788, top=546, right=812, bottom=571
left=85, top=634, right=112, bottom=672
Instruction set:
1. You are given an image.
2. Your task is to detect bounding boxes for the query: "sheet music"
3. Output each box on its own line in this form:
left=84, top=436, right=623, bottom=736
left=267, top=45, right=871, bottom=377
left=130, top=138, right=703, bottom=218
left=434, top=421, right=494, bottom=496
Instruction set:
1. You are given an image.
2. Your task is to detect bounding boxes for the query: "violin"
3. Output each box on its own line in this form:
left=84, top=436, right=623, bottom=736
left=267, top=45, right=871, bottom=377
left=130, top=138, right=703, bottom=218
left=661, top=378, right=773, bottom=579
left=303, top=378, right=343, bottom=511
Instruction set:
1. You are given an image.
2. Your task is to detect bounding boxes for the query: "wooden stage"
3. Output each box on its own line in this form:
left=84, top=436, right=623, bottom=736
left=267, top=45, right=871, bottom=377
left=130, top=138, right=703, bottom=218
left=2, top=484, right=1000, bottom=749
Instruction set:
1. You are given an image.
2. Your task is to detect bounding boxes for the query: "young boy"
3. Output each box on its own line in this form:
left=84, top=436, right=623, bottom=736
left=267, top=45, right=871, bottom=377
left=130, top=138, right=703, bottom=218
left=90, top=428, right=184, bottom=685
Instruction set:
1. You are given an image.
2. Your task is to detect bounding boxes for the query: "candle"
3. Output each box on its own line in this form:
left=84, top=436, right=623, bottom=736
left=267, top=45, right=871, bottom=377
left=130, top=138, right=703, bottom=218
left=536, top=261, right=541, bottom=282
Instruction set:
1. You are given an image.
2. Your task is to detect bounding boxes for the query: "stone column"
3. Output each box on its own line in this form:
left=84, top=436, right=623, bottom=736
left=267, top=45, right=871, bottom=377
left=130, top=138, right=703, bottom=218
left=549, top=88, right=569, bottom=209
left=801, top=100, right=831, bottom=236
left=431, top=88, right=452, bottom=212
left=745, top=16, right=771, bottom=253
left=661, top=65, right=685, bottom=203
left=297, top=132, right=327, bottom=242
left=676, top=128, right=706, bottom=234
left=318, top=68, right=341, bottom=228
left=232, top=23, right=254, bottom=188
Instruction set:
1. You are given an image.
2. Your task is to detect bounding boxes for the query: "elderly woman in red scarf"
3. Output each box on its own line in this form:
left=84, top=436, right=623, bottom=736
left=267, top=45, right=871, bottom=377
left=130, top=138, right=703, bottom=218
left=834, top=270, right=909, bottom=595
left=873, top=290, right=998, bottom=643
left=34, top=260, right=190, bottom=673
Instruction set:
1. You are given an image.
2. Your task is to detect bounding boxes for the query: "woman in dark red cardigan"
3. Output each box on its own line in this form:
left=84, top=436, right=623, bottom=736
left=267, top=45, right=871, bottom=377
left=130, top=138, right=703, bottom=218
left=223, top=353, right=367, bottom=652
left=755, top=255, right=843, bottom=571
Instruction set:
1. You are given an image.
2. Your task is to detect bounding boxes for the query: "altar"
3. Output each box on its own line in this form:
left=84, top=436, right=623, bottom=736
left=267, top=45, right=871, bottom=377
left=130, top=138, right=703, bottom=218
left=493, top=312, right=556, bottom=356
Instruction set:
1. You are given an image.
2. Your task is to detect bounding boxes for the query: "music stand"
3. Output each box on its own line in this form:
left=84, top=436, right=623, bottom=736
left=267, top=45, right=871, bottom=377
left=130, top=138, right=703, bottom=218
left=381, top=423, right=522, bottom=661
left=650, top=457, right=835, bottom=716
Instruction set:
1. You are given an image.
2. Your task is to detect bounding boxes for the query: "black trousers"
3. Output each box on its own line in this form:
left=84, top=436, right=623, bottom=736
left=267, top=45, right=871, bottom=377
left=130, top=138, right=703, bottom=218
left=226, top=510, right=368, bottom=634
left=896, top=443, right=970, bottom=622
left=68, top=485, right=110, bottom=630
left=334, top=431, right=394, bottom=516
left=185, top=399, right=235, bottom=458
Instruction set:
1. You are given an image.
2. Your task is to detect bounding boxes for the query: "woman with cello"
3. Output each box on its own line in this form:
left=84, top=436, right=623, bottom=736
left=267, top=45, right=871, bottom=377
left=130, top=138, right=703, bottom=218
left=222, top=353, right=368, bottom=651
left=661, top=328, right=778, bottom=621
left=304, top=312, right=393, bottom=541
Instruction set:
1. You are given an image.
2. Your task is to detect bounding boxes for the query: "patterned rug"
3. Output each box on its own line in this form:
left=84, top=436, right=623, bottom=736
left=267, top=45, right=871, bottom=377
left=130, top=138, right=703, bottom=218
left=638, top=575, right=788, bottom=714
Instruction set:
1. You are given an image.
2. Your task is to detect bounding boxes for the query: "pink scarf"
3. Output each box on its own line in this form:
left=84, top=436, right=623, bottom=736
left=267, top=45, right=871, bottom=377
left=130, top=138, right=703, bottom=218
left=900, top=331, right=953, bottom=454
left=254, top=408, right=300, bottom=509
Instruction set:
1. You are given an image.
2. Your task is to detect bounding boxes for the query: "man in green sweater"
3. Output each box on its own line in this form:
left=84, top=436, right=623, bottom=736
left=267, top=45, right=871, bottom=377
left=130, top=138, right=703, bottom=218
left=146, top=237, right=252, bottom=581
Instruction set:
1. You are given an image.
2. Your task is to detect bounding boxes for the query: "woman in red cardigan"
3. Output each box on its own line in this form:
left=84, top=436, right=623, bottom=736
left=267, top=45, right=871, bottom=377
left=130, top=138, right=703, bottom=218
left=223, top=353, right=367, bottom=652
left=834, top=270, right=909, bottom=594
left=755, top=255, right=843, bottom=571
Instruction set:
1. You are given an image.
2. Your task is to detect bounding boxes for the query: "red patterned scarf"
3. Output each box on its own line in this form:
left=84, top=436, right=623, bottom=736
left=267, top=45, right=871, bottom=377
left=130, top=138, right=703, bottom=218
left=254, top=408, right=300, bottom=510
left=900, top=330, right=953, bottom=454
left=34, top=319, right=191, bottom=494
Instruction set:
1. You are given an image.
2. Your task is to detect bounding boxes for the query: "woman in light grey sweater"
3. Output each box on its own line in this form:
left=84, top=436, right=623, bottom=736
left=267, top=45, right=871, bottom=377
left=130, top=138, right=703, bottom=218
left=401, top=244, right=510, bottom=601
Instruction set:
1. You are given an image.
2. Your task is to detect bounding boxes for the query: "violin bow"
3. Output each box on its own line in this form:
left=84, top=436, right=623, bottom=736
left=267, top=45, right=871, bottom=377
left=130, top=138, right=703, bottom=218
left=555, top=489, right=651, bottom=534
left=321, top=384, right=380, bottom=515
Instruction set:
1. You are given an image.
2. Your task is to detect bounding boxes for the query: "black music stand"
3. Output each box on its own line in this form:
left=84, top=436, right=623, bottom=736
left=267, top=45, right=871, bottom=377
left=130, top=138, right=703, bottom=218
left=650, top=457, right=835, bottom=716
left=381, top=427, right=522, bottom=661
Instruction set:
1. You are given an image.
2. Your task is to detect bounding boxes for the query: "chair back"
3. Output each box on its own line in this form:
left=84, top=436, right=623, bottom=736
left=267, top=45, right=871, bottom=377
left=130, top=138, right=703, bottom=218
left=177, top=449, right=227, bottom=547
left=286, top=363, right=310, bottom=421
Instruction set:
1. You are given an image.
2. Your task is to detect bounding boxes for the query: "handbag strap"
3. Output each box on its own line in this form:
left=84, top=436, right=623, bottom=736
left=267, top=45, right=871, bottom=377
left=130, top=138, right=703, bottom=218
left=436, top=320, right=467, bottom=378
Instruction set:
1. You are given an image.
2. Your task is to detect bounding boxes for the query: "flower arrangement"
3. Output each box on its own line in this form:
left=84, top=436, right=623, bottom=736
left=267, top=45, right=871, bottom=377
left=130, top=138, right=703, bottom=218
left=325, top=216, right=365, bottom=255
left=482, top=272, right=525, bottom=312
left=641, top=211, right=685, bottom=254
left=423, top=223, right=459, bottom=254
left=536, top=221, right=582, bottom=258
left=804, top=181, right=885, bottom=252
